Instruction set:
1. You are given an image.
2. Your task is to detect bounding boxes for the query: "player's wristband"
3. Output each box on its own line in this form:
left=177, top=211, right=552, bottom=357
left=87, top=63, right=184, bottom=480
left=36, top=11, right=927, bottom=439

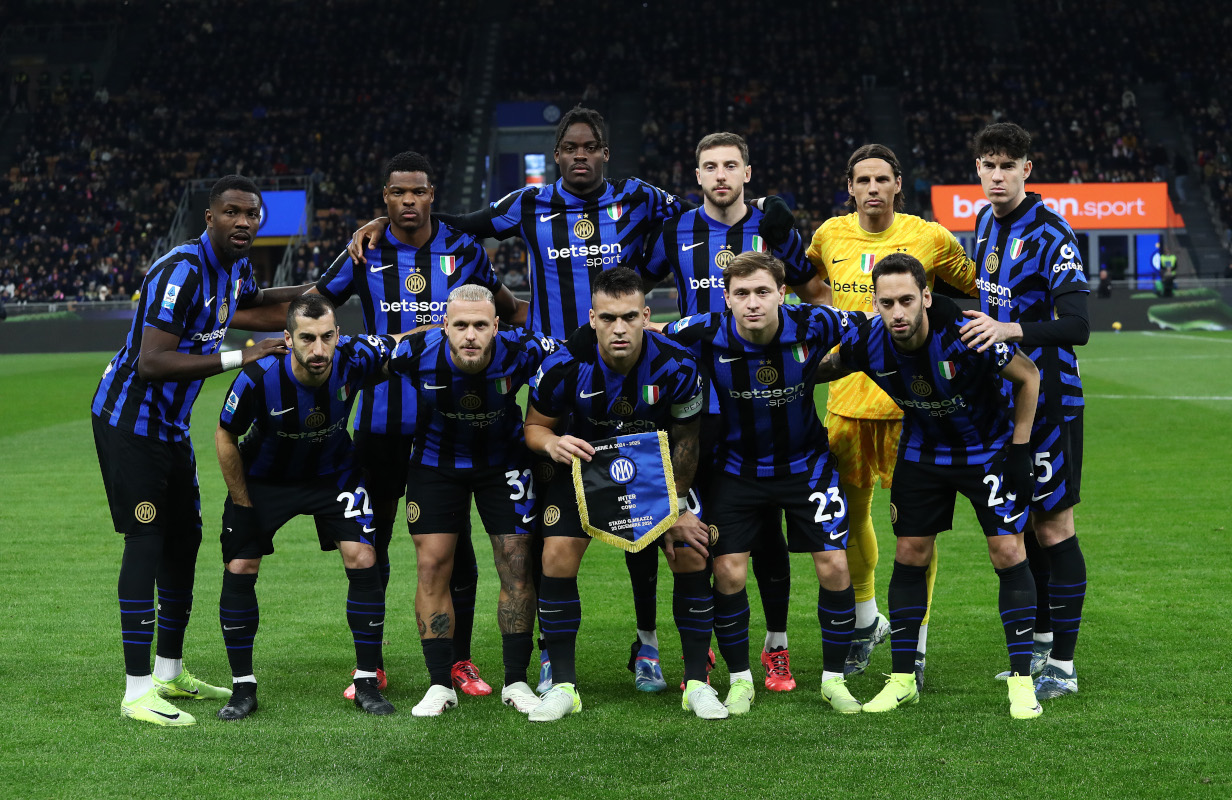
left=677, top=496, right=688, bottom=515
left=221, top=350, right=243, bottom=371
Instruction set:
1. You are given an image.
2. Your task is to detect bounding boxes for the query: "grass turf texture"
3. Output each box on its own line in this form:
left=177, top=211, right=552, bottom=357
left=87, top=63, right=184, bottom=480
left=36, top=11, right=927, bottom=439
left=1, top=330, right=1230, bottom=799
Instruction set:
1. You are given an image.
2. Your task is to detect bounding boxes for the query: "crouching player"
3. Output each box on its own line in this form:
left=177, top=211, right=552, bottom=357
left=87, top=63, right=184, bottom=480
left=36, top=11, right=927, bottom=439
left=524, top=267, right=720, bottom=722
left=385, top=284, right=557, bottom=717
left=818, top=253, right=1044, bottom=719
left=214, top=294, right=398, bottom=719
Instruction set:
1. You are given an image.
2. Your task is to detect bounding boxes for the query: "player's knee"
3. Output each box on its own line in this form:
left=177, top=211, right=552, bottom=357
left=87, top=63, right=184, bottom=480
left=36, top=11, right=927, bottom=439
left=668, top=547, right=707, bottom=575
left=987, top=535, right=1026, bottom=569
left=894, top=536, right=933, bottom=567
left=1030, top=512, right=1075, bottom=547
left=811, top=550, right=850, bottom=590
left=339, top=543, right=376, bottom=570
left=226, top=558, right=261, bottom=575
left=712, top=555, right=748, bottom=594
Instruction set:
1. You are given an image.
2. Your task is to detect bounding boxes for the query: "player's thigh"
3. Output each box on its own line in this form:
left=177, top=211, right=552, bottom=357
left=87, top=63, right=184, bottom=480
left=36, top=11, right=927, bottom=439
left=781, top=453, right=850, bottom=553
left=404, top=464, right=471, bottom=536
left=473, top=461, right=536, bottom=537
left=93, top=418, right=200, bottom=537
left=705, top=472, right=772, bottom=558
left=353, top=430, right=412, bottom=508
left=1028, top=411, right=1082, bottom=513
left=538, top=470, right=587, bottom=541
left=888, top=459, right=960, bottom=539
left=955, top=461, right=1030, bottom=539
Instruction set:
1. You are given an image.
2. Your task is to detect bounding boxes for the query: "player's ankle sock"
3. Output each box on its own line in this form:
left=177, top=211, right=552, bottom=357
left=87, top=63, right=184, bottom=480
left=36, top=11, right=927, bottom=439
left=154, top=585, right=193, bottom=660
left=996, top=558, right=1037, bottom=675
left=713, top=588, right=751, bottom=673
left=672, top=569, right=713, bottom=682
left=730, top=669, right=753, bottom=683
left=118, top=537, right=159, bottom=676
left=855, top=598, right=880, bottom=631
left=751, top=544, right=790, bottom=635
left=817, top=585, right=856, bottom=674
left=764, top=631, right=787, bottom=651
left=232, top=674, right=256, bottom=685
left=636, top=628, right=658, bottom=649
left=219, top=571, right=259, bottom=678
left=153, top=657, right=183, bottom=682
left=917, top=623, right=929, bottom=654
left=421, top=638, right=453, bottom=687
left=450, top=535, right=479, bottom=663
left=625, top=548, right=659, bottom=632
left=1025, top=531, right=1052, bottom=635
left=538, top=576, right=581, bottom=684
left=501, top=632, right=533, bottom=686
left=345, top=565, right=384, bottom=673
left=888, top=561, right=928, bottom=674
left=1044, top=536, right=1086, bottom=661
left=1047, top=657, right=1074, bottom=673
left=1035, top=631, right=1054, bottom=645
left=124, top=674, right=154, bottom=703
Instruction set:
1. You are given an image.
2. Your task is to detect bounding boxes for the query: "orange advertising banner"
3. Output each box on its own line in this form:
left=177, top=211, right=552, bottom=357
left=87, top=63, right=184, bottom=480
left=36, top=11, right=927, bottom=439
left=931, top=183, right=1182, bottom=231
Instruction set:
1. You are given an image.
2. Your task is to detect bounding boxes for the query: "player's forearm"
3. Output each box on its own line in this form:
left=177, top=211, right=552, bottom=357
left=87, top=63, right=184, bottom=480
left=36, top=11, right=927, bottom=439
left=1018, top=292, right=1090, bottom=348
left=814, top=352, right=855, bottom=383
left=232, top=302, right=290, bottom=333
left=138, top=348, right=232, bottom=382
left=523, top=422, right=557, bottom=456
left=215, top=428, right=252, bottom=506
left=1006, top=354, right=1040, bottom=444
left=435, top=210, right=499, bottom=238
left=252, top=284, right=314, bottom=306
left=792, top=273, right=830, bottom=305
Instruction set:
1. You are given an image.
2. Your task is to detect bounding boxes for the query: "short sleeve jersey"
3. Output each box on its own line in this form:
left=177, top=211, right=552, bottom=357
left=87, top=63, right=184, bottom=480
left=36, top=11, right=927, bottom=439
left=386, top=328, right=558, bottom=469
left=92, top=231, right=260, bottom=442
left=972, top=193, right=1088, bottom=423
left=807, top=212, right=977, bottom=421
left=219, top=334, right=395, bottom=482
left=315, top=218, right=501, bottom=436
left=529, top=331, right=703, bottom=440
left=665, top=303, right=865, bottom=478
left=837, top=296, right=1018, bottom=466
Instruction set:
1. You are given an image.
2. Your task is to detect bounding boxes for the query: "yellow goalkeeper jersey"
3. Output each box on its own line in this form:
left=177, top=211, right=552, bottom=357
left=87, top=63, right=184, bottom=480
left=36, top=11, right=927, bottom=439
left=806, top=212, right=977, bottom=420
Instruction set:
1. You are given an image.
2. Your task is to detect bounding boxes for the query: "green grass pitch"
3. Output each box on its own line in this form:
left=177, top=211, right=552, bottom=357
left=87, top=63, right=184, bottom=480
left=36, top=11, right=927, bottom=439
left=1, top=330, right=1230, bottom=799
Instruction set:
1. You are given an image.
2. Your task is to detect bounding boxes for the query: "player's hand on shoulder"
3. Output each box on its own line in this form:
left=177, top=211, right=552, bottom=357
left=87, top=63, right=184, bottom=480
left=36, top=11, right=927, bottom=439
left=564, top=324, right=598, bottom=360
left=243, top=337, right=288, bottom=365
left=959, top=310, right=1019, bottom=353
left=758, top=195, right=795, bottom=247
left=347, top=217, right=389, bottom=263
left=547, top=434, right=594, bottom=465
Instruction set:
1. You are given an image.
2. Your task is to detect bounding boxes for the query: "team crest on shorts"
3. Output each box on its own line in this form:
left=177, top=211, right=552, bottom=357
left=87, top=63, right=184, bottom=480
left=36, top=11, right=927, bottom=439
left=405, top=272, right=427, bottom=294
left=406, top=502, right=421, bottom=523
left=708, top=524, right=719, bottom=546
left=984, top=251, right=1000, bottom=274
left=573, top=217, right=594, bottom=239
left=889, top=503, right=898, bottom=524
left=534, top=462, right=555, bottom=484
left=134, top=502, right=157, bottom=524
left=543, top=505, right=561, bottom=526
left=910, top=376, right=932, bottom=396
left=714, top=248, right=734, bottom=269
left=459, top=393, right=482, bottom=411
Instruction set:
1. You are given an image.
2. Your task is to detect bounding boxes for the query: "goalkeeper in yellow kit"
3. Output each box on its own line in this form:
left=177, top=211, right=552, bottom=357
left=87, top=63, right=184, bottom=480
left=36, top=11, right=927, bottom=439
left=806, top=144, right=977, bottom=690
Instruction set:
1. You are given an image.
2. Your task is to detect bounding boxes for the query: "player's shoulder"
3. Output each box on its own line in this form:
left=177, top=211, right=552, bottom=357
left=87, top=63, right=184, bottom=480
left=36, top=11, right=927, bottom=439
left=813, top=213, right=853, bottom=240
left=436, top=218, right=484, bottom=251
left=242, top=352, right=282, bottom=380
left=646, top=329, right=697, bottom=362
left=666, top=311, right=720, bottom=338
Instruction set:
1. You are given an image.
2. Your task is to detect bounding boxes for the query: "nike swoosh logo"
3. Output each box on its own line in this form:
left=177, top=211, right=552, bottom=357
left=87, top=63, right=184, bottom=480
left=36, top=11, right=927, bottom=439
left=143, top=706, right=181, bottom=721
left=688, top=606, right=714, bottom=614
left=362, top=526, right=376, bottom=533
left=580, top=390, right=604, bottom=398
left=829, top=531, right=844, bottom=540
left=770, top=575, right=789, bottom=583
left=1031, top=490, right=1054, bottom=501
left=205, top=296, right=216, bottom=306
left=423, top=384, right=447, bottom=390
left=875, top=370, right=897, bottom=377
left=832, top=257, right=848, bottom=263
left=141, top=619, right=155, bottom=625
left=1002, top=512, right=1026, bottom=523
left=831, top=618, right=854, bottom=625
left=521, top=514, right=536, bottom=524
left=539, top=609, right=562, bottom=615
left=1049, top=605, right=1064, bottom=610
left=540, top=213, right=560, bottom=222
left=977, top=237, right=988, bottom=244
left=681, top=242, right=705, bottom=252
left=890, top=627, right=905, bottom=635
left=223, top=625, right=244, bottom=631
left=271, top=408, right=294, bottom=416
left=368, top=621, right=384, bottom=627
left=718, top=355, right=741, bottom=363
left=369, top=263, right=397, bottom=272
left=715, top=621, right=737, bottom=628
left=895, top=692, right=912, bottom=702
left=1015, top=627, right=1032, bottom=636
left=226, top=527, right=233, bottom=533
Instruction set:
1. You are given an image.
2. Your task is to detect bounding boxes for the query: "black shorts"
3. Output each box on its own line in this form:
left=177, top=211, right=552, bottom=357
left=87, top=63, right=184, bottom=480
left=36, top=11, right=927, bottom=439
left=705, top=452, right=849, bottom=557
left=888, top=457, right=1030, bottom=539
left=1028, top=408, right=1083, bottom=514
left=221, top=471, right=375, bottom=562
left=92, top=415, right=201, bottom=537
left=404, top=460, right=535, bottom=537
left=353, top=430, right=413, bottom=501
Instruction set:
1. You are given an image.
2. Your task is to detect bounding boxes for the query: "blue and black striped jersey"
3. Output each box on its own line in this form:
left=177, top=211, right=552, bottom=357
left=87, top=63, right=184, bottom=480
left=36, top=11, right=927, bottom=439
left=387, top=328, right=558, bottom=469
left=664, top=304, right=864, bottom=478
left=91, top=231, right=260, bottom=442
left=530, top=330, right=703, bottom=440
left=219, top=334, right=395, bottom=482
left=636, top=205, right=815, bottom=316
left=973, top=194, right=1088, bottom=423
left=483, top=177, right=682, bottom=337
left=316, top=219, right=502, bottom=436
left=838, top=296, right=1019, bottom=466
left=634, top=204, right=815, bottom=414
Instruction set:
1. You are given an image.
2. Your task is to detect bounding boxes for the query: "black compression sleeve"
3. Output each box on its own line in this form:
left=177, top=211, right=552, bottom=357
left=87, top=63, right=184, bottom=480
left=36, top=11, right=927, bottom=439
left=434, top=210, right=500, bottom=238
left=1018, top=291, right=1090, bottom=348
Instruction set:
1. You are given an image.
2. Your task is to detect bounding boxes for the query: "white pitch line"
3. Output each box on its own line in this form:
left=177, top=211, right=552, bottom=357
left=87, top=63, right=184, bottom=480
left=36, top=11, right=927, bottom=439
left=1082, top=354, right=1232, bottom=362
left=1086, top=394, right=1232, bottom=400
left=1140, top=332, right=1232, bottom=344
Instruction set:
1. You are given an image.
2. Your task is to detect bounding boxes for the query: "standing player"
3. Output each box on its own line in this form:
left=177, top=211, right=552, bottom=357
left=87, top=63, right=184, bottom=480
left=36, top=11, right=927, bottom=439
left=806, top=144, right=978, bottom=688
left=633, top=131, right=829, bottom=692
left=817, top=253, right=1042, bottom=719
left=313, top=151, right=525, bottom=700
left=214, top=294, right=397, bottom=719
left=959, top=123, right=1089, bottom=701
left=383, top=285, right=556, bottom=717
left=524, top=267, right=720, bottom=721
left=91, top=175, right=308, bottom=726
left=663, top=252, right=868, bottom=716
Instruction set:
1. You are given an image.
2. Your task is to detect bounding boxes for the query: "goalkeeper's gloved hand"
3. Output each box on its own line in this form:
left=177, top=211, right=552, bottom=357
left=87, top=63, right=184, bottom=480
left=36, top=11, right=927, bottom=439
left=1002, top=442, right=1035, bottom=503
left=758, top=195, right=795, bottom=247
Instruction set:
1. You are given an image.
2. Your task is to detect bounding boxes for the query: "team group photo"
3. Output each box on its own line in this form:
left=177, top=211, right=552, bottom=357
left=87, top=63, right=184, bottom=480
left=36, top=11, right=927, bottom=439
left=2, top=1, right=1229, bottom=798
